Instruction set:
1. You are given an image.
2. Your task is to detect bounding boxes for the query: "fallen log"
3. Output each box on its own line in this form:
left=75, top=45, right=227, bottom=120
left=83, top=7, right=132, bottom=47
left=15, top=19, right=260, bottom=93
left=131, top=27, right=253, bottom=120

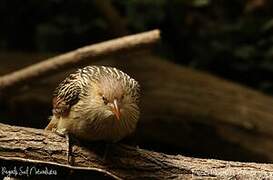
left=0, top=123, right=273, bottom=180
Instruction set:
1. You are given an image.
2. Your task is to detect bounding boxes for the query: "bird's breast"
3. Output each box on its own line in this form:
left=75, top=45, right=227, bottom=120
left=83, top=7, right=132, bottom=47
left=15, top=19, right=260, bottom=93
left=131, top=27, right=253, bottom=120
left=69, top=114, right=137, bottom=142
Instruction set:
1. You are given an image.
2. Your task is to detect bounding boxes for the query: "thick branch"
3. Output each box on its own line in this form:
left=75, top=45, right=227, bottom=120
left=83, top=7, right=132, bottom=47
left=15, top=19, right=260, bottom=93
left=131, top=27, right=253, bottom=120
left=0, top=30, right=160, bottom=90
left=0, top=123, right=273, bottom=179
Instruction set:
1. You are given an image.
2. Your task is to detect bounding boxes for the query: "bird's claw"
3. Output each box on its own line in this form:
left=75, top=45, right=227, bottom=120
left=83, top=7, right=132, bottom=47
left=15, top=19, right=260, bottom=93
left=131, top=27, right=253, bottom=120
left=65, top=133, right=73, bottom=165
left=54, top=129, right=73, bottom=165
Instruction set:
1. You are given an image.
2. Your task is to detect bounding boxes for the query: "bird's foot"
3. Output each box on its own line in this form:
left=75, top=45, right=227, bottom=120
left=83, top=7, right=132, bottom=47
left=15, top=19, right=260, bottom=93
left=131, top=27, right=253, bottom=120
left=65, top=133, right=73, bottom=165
left=55, top=129, right=73, bottom=165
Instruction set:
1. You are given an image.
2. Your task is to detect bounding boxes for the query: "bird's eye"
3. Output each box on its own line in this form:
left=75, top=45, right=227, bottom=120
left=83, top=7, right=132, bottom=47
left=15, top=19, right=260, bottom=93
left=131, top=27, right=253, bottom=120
left=102, top=96, right=109, bottom=105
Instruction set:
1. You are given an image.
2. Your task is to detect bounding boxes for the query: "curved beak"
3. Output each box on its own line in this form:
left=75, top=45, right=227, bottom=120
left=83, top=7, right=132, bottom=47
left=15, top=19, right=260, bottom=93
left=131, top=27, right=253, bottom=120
left=111, top=99, right=121, bottom=120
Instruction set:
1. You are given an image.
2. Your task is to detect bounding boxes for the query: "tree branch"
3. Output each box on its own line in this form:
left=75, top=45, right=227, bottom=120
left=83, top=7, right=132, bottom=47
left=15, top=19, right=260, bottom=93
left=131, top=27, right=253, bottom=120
left=0, top=30, right=160, bottom=90
left=0, top=123, right=273, bottom=179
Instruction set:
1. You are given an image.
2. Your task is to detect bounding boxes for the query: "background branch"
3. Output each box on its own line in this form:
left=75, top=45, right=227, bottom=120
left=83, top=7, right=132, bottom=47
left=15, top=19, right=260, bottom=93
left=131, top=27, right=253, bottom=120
left=1, top=123, right=273, bottom=179
left=0, top=30, right=160, bottom=90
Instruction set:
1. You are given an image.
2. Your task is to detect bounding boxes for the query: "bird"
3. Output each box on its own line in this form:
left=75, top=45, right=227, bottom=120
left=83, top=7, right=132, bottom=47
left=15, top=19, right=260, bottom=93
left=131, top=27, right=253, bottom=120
left=45, top=66, right=140, bottom=161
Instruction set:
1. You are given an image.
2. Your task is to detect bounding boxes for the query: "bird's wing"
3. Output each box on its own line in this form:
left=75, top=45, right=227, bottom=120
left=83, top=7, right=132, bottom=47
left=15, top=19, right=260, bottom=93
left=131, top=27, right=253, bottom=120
left=52, top=72, right=84, bottom=118
left=45, top=71, right=85, bottom=131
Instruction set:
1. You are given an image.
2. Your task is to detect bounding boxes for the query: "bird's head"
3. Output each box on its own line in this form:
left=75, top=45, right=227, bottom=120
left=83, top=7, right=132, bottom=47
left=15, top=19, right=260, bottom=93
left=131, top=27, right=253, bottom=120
left=85, top=68, right=140, bottom=123
left=98, top=79, right=125, bottom=121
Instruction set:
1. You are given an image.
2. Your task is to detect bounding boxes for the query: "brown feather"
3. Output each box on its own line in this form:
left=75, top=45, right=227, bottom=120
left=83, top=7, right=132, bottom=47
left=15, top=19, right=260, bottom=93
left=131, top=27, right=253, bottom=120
left=46, top=66, right=140, bottom=142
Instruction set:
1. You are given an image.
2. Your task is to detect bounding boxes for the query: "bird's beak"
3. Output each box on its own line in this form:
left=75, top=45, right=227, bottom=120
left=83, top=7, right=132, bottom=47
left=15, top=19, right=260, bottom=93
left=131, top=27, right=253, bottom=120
left=111, top=99, right=121, bottom=120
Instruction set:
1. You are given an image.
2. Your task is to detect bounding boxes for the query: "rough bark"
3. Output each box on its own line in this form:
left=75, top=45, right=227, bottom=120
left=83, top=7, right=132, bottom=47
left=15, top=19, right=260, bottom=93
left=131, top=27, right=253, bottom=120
left=0, top=123, right=273, bottom=180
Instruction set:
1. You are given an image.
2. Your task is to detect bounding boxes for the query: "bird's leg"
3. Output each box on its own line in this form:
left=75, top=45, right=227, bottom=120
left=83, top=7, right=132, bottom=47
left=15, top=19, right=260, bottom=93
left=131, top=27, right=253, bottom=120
left=65, top=133, right=72, bottom=165
left=55, top=128, right=73, bottom=165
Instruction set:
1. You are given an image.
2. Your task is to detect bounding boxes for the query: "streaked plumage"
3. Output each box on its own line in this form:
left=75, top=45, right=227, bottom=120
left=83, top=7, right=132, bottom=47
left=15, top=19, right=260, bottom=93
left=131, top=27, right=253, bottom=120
left=46, top=66, right=140, bottom=142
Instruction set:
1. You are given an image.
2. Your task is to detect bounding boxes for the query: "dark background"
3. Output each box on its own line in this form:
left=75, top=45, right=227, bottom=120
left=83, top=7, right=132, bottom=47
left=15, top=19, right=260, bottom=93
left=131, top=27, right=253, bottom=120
left=1, top=0, right=273, bottom=94
left=1, top=0, right=273, bottom=164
